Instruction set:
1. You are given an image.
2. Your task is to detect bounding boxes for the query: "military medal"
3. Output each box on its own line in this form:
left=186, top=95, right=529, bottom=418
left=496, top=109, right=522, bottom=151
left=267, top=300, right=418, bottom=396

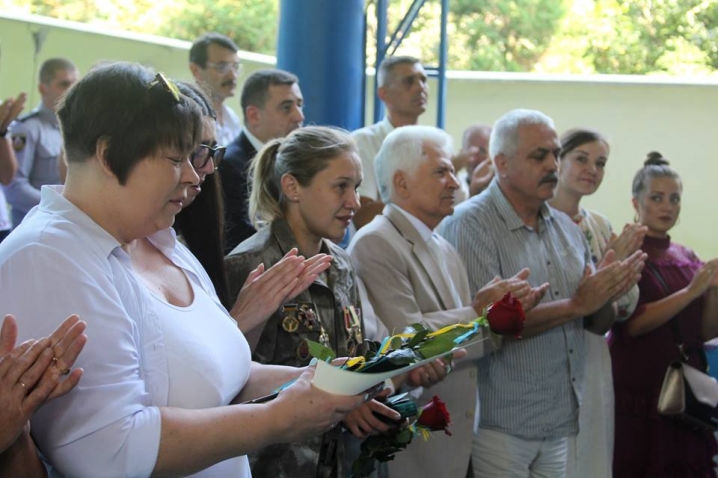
left=282, top=315, right=299, bottom=333
left=318, top=326, right=331, bottom=348
left=296, top=340, right=311, bottom=361
left=343, top=305, right=363, bottom=356
left=299, top=304, right=317, bottom=330
left=281, top=304, right=299, bottom=333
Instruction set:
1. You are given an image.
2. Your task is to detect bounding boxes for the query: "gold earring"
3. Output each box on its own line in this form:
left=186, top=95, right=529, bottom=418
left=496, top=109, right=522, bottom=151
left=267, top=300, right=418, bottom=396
left=634, top=213, right=639, bottom=223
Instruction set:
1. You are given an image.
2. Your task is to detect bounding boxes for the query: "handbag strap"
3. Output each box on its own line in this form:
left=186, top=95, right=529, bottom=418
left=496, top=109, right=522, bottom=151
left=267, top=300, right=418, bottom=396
left=644, top=263, right=690, bottom=363
left=644, top=262, right=710, bottom=371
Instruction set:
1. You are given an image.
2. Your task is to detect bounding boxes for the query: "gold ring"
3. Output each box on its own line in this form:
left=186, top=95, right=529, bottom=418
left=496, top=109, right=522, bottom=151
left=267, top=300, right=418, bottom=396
left=53, top=356, right=69, bottom=375
left=18, top=381, right=26, bottom=389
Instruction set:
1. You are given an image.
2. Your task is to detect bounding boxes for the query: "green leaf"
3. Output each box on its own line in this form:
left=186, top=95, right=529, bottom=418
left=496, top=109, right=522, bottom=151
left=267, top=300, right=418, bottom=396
left=406, top=329, right=429, bottom=348
left=415, top=335, right=456, bottom=360
left=305, top=339, right=335, bottom=362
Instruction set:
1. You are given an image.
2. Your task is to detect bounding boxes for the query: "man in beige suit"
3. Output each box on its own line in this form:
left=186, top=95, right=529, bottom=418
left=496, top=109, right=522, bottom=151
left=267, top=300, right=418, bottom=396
left=348, top=125, right=545, bottom=478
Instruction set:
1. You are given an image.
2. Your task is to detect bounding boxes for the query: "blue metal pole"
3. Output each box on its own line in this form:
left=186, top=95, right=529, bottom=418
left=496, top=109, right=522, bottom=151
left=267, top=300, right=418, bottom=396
left=360, top=4, right=369, bottom=128
left=277, top=0, right=364, bottom=130
left=373, top=0, right=388, bottom=124
left=437, top=0, right=448, bottom=128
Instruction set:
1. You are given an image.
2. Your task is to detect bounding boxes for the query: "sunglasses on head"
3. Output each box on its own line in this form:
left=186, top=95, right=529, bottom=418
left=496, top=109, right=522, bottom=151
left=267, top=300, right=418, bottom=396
left=191, top=143, right=226, bottom=170
left=148, top=72, right=181, bottom=104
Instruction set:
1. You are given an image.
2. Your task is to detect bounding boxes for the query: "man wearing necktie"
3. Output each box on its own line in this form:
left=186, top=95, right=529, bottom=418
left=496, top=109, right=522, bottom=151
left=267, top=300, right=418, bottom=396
left=348, top=125, right=546, bottom=478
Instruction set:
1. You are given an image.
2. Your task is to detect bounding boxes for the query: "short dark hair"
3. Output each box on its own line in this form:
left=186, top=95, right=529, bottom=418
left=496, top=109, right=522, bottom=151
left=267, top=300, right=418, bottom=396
left=189, top=33, right=239, bottom=68
left=377, top=55, right=421, bottom=88
left=58, top=62, right=203, bottom=185
left=240, top=69, right=299, bottom=120
left=39, top=58, right=77, bottom=85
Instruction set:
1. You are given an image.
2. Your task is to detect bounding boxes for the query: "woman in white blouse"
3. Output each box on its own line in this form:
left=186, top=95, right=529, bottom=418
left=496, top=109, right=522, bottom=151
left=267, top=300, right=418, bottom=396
left=549, top=128, right=646, bottom=478
left=0, top=62, right=365, bottom=478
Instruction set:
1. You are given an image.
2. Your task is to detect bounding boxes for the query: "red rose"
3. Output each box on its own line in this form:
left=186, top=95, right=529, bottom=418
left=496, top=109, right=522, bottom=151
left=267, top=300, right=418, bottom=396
left=417, top=395, right=452, bottom=435
left=486, top=292, right=525, bottom=338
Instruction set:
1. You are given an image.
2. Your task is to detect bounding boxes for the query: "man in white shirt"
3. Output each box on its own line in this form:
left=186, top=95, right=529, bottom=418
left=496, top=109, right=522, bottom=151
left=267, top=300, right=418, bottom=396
left=349, top=125, right=545, bottom=478
left=352, top=56, right=428, bottom=229
left=189, top=32, right=242, bottom=146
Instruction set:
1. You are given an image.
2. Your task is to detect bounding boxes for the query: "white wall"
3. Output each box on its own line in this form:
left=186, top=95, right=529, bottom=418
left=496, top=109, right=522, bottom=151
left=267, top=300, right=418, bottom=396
left=2, top=12, right=717, bottom=258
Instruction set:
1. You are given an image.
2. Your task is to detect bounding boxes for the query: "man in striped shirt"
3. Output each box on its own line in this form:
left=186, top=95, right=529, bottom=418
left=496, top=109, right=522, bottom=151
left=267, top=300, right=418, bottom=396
left=440, top=109, right=642, bottom=477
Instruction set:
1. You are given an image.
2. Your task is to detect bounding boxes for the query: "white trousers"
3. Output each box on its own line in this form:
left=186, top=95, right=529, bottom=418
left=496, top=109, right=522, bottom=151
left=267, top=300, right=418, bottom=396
left=472, top=428, right=568, bottom=478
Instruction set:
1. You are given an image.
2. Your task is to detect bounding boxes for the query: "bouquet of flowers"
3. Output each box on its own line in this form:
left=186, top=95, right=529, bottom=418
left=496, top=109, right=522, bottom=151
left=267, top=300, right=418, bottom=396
left=350, top=394, right=452, bottom=478
left=307, top=292, right=526, bottom=375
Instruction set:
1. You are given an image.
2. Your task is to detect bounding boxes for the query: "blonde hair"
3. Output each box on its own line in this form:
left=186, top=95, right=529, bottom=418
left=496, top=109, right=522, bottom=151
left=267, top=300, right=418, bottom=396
left=248, top=126, right=357, bottom=228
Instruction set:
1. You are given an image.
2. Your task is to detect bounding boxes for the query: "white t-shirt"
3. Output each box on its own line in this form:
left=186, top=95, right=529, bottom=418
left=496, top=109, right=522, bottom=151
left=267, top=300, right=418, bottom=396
left=147, top=272, right=250, bottom=477
left=0, top=185, right=252, bottom=477
left=217, top=103, right=242, bottom=146
left=351, top=117, right=394, bottom=200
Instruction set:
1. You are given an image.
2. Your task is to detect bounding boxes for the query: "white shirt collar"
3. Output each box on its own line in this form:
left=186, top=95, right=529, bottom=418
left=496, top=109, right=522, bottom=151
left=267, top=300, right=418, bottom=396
left=392, top=204, right=434, bottom=243
left=38, top=185, right=178, bottom=260
left=242, top=127, right=265, bottom=153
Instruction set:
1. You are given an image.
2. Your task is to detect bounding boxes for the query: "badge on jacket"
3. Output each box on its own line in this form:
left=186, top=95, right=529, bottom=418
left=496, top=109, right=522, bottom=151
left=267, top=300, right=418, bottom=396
left=11, top=134, right=26, bottom=152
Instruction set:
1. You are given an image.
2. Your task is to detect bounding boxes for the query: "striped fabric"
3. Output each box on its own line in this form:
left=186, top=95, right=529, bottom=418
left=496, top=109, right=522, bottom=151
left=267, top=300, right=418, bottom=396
left=440, top=180, right=590, bottom=439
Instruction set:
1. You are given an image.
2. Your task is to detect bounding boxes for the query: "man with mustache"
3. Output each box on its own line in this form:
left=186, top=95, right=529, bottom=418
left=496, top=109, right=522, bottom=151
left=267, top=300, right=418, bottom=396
left=349, top=125, right=547, bottom=478
left=189, top=32, right=242, bottom=146
left=440, top=109, right=644, bottom=477
left=352, top=56, right=429, bottom=229
left=219, top=69, right=305, bottom=252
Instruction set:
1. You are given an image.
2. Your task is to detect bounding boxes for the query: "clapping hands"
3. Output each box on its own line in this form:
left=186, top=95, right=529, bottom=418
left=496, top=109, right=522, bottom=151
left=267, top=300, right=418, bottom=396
left=0, top=314, right=86, bottom=454
left=0, top=93, right=26, bottom=133
left=607, top=223, right=647, bottom=261
left=230, top=249, right=333, bottom=333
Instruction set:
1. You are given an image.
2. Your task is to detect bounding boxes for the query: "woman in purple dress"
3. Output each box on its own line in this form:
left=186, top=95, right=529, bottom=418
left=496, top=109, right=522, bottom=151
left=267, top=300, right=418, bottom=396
left=610, top=152, right=718, bottom=477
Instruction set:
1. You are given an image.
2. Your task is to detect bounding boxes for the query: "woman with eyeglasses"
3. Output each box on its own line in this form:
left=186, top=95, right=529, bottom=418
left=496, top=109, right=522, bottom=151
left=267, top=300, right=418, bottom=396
left=173, top=82, right=231, bottom=307
left=0, top=62, right=367, bottom=477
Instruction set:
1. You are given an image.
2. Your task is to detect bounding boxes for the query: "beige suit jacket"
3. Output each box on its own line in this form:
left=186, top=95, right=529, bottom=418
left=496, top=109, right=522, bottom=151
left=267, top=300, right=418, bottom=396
left=348, top=204, right=487, bottom=478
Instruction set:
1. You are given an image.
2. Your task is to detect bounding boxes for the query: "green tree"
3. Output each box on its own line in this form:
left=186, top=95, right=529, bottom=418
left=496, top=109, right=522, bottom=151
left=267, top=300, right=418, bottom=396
left=157, top=0, right=278, bottom=54
left=451, top=0, right=568, bottom=71
left=4, top=0, right=718, bottom=76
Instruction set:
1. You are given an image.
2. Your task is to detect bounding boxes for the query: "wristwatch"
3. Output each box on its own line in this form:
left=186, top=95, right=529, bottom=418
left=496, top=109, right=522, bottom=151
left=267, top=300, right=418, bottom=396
left=0, top=130, right=7, bottom=138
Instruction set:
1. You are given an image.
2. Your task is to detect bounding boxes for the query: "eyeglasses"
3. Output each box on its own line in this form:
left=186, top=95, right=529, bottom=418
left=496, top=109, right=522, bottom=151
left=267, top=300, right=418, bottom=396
left=148, top=72, right=180, bottom=104
left=205, top=62, right=242, bottom=75
left=191, top=143, right=226, bottom=170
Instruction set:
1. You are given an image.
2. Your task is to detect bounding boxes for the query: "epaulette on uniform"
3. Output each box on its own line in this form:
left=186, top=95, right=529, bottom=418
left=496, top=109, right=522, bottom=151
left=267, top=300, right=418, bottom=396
left=16, top=110, right=40, bottom=123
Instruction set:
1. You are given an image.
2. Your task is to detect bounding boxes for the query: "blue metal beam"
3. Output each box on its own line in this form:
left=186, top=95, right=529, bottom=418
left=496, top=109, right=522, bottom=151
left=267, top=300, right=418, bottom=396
left=366, top=0, right=449, bottom=128
left=373, top=0, right=388, bottom=123
left=386, top=0, right=426, bottom=58
left=437, top=0, right=448, bottom=128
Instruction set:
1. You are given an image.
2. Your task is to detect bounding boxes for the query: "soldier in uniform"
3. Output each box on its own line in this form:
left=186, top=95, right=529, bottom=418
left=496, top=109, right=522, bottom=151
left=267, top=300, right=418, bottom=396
left=226, top=126, right=409, bottom=478
left=5, top=58, right=78, bottom=227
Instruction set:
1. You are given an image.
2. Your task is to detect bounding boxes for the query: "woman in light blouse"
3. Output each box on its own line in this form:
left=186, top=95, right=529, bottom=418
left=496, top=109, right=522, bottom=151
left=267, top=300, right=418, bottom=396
left=550, top=128, right=646, bottom=478
left=0, top=62, right=365, bottom=477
